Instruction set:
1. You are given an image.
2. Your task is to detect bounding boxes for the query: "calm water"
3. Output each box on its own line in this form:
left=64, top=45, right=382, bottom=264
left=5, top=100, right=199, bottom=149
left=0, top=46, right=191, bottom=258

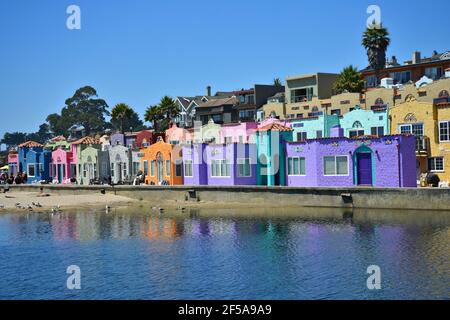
left=0, top=207, right=448, bottom=300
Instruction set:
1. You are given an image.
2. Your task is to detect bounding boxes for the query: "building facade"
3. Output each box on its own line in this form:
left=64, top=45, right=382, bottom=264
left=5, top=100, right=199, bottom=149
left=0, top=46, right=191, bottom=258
left=339, top=106, right=389, bottom=138
left=182, top=143, right=257, bottom=186
left=51, top=147, right=75, bottom=184
left=290, top=114, right=340, bottom=141
left=140, top=138, right=183, bottom=185
left=18, top=141, right=52, bottom=183
left=285, top=131, right=416, bottom=188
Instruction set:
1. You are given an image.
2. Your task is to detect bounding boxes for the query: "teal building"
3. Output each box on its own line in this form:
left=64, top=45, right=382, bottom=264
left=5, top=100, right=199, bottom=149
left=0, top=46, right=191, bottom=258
left=256, top=121, right=293, bottom=186
left=290, top=114, right=340, bottom=141
left=339, top=105, right=389, bottom=138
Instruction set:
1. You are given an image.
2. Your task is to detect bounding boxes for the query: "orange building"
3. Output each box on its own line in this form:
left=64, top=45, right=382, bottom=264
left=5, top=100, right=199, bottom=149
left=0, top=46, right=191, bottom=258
left=140, top=137, right=183, bottom=185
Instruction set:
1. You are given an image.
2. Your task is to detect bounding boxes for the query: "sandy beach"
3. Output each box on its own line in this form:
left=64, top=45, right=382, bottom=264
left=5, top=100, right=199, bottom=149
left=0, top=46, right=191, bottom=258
left=0, top=191, right=137, bottom=213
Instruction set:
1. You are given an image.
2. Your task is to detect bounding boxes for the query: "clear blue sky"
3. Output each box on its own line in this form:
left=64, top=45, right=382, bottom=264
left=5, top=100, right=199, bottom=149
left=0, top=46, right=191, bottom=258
left=0, top=0, right=448, bottom=140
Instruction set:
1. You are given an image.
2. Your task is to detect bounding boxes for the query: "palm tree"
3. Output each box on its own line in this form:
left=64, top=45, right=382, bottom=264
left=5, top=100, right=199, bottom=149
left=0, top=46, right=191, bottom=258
left=333, top=65, right=365, bottom=94
left=111, top=103, right=133, bottom=133
left=362, top=21, right=391, bottom=86
left=159, top=96, right=179, bottom=120
left=144, top=105, right=164, bottom=132
left=273, top=78, right=282, bottom=87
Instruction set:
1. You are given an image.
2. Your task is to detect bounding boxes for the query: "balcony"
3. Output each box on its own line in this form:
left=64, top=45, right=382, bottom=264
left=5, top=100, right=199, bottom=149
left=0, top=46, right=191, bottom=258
left=416, top=136, right=429, bottom=155
left=291, top=95, right=312, bottom=103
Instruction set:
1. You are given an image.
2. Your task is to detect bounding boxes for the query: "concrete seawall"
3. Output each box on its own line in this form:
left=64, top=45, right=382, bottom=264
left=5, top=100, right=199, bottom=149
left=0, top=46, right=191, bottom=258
left=5, top=184, right=450, bottom=211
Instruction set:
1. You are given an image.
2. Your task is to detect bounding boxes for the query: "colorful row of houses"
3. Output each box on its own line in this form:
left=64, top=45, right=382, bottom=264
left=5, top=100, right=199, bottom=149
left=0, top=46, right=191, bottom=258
left=7, top=114, right=417, bottom=188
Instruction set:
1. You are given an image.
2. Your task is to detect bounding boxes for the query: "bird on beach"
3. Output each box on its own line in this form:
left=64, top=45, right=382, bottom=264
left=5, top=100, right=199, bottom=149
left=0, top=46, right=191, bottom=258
left=105, top=205, right=111, bottom=213
left=0, top=204, right=4, bottom=209
left=15, top=202, right=21, bottom=208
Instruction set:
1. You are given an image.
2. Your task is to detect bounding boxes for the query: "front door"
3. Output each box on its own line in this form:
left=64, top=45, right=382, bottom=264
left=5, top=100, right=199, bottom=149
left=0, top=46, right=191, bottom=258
left=57, top=164, right=63, bottom=183
left=357, top=152, right=373, bottom=186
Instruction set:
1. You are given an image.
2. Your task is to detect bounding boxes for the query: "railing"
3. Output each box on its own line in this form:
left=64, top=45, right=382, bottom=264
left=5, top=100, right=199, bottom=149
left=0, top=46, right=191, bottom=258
left=291, top=96, right=311, bottom=103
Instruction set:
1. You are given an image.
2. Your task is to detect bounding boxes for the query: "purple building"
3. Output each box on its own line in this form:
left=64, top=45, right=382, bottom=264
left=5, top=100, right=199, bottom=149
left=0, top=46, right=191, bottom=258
left=182, top=143, right=257, bottom=186
left=285, top=126, right=417, bottom=188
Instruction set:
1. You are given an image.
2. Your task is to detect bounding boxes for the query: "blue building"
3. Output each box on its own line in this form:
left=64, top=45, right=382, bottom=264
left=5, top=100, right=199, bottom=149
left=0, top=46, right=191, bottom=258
left=18, top=141, right=52, bottom=183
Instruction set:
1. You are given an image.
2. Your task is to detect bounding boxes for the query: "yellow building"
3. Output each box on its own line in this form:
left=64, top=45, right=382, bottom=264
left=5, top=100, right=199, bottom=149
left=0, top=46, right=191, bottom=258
left=390, top=88, right=450, bottom=184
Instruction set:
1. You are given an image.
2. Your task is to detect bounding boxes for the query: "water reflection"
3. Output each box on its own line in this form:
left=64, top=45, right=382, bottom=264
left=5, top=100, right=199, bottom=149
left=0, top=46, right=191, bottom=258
left=0, top=207, right=448, bottom=299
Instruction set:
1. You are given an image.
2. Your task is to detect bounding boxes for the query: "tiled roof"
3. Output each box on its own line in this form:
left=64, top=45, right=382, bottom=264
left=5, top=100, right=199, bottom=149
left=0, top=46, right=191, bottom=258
left=18, top=141, right=44, bottom=148
left=72, top=136, right=101, bottom=145
left=257, top=123, right=293, bottom=132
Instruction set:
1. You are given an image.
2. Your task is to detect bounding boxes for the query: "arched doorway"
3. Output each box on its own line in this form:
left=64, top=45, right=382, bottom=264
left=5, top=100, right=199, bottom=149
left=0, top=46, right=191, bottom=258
left=354, top=146, right=374, bottom=186
left=156, top=152, right=164, bottom=185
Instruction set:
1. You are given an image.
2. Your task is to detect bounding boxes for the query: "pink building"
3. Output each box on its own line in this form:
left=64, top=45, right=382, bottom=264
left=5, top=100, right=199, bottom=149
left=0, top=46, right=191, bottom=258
left=165, top=123, right=194, bottom=144
left=258, top=116, right=290, bottom=129
left=51, top=147, right=75, bottom=184
left=220, top=122, right=258, bottom=144
left=7, top=152, right=19, bottom=175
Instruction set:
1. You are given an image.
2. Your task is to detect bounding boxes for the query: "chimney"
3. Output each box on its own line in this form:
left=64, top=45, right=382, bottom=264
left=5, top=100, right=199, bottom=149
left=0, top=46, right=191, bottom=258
left=412, top=51, right=421, bottom=64
left=206, top=85, right=211, bottom=97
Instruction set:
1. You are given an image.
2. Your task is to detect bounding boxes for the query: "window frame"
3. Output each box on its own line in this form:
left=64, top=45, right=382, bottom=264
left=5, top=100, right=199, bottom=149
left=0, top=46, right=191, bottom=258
left=184, top=160, right=193, bottom=177
left=439, top=121, right=450, bottom=142
left=27, top=163, right=36, bottom=177
left=428, top=157, right=444, bottom=172
left=287, top=156, right=306, bottom=176
left=323, top=155, right=349, bottom=176
left=237, top=158, right=252, bottom=177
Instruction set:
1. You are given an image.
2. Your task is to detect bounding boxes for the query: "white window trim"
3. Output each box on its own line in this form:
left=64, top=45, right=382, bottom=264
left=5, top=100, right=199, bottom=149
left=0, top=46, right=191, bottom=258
left=27, top=163, right=36, bottom=177
left=429, top=157, right=445, bottom=172
left=211, top=159, right=231, bottom=178
left=438, top=120, right=450, bottom=143
left=398, top=123, right=424, bottom=135
left=287, top=156, right=306, bottom=176
left=237, top=158, right=252, bottom=177
left=184, top=160, right=193, bottom=177
left=323, top=155, right=349, bottom=176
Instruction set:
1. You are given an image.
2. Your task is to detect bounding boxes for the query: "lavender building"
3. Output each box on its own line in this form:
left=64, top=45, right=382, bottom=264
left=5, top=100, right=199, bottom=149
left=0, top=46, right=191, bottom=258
left=285, top=126, right=417, bottom=188
left=182, top=143, right=257, bottom=186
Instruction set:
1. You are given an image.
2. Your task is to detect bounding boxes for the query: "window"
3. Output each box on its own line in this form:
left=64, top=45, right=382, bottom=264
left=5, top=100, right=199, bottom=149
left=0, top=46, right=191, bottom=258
left=291, top=87, right=314, bottom=103
left=184, top=160, right=193, bottom=177
left=94, top=163, right=98, bottom=177
left=371, top=126, right=384, bottom=136
left=389, top=71, right=411, bottom=84
left=297, top=132, right=307, bottom=141
left=142, top=160, right=148, bottom=176
left=287, top=157, right=306, bottom=176
left=175, top=161, right=182, bottom=176
left=225, top=136, right=233, bottom=144
left=111, top=163, right=115, bottom=177
left=165, top=160, right=170, bottom=176
left=428, top=157, right=444, bottom=172
left=399, top=123, right=423, bottom=136
left=238, top=136, right=244, bottom=143
left=122, top=163, right=126, bottom=177
left=349, top=130, right=365, bottom=138
left=211, top=159, right=230, bottom=177
left=365, top=75, right=377, bottom=88
left=439, top=121, right=450, bottom=142
left=237, top=158, right=251, bottom=177
left=150, top=160, right=155, bottom=176
left=28, top=164, right=36, bottom=177
left=323, top=156, right=348, bottom=176
left=132, top=162, right=140, bottom=175
left=425, top=67, right=442, bottom=80
left=38, top=163, right=44, bottom=175
left=83, top=164, right=87, bottom=178
left=316, top=130, right=323, bottom=138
